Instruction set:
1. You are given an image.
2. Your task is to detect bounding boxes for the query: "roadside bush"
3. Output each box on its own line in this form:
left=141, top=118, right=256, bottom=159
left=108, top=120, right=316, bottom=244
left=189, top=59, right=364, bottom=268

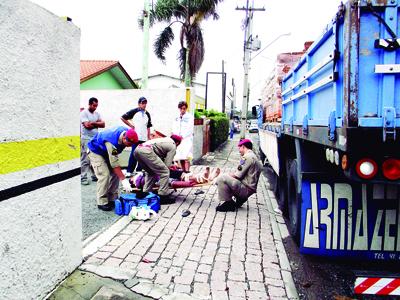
left=195, top=109, right=229, bottom=151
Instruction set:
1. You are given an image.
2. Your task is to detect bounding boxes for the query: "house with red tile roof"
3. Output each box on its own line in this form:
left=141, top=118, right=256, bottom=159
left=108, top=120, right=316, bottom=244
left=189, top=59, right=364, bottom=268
left=80, top=60, right=138, bottom=90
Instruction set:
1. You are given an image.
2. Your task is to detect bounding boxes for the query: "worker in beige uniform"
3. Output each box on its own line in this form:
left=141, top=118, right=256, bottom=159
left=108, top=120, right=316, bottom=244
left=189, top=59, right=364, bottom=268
left=134, top=134, right=182, bottom=204
left=88, top=126, right=139, bottom=211
left=216, top=138, right=263, bottom=212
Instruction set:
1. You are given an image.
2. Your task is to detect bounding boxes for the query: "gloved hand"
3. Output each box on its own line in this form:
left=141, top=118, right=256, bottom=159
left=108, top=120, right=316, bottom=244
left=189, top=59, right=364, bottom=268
left=122, top=179, right=133, bottom=192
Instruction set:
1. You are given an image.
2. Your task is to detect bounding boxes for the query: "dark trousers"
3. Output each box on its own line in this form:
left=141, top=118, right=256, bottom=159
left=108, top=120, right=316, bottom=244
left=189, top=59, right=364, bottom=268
left=127, top=141, right=144, bottom=173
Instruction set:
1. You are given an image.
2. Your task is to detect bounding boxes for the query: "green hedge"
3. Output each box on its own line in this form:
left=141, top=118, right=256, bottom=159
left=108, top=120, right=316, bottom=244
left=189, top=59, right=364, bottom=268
left=195, top=109, right=229, bottom=151
left=209, top=115, right=229, bottom=151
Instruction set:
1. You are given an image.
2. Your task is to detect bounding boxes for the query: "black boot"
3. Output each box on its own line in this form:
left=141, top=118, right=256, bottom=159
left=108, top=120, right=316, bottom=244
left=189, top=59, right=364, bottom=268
left=159, top=195, right=175, bottom=205
left=216, top=201, right=236, bottom=212
left=234, top=197, right=247, bottom=208
left=97, top=202, right=113, bottom=211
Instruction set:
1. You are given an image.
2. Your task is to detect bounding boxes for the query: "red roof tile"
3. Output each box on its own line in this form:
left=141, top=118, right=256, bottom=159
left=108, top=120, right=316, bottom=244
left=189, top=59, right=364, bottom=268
left=80, top=60, right=118, bottom=82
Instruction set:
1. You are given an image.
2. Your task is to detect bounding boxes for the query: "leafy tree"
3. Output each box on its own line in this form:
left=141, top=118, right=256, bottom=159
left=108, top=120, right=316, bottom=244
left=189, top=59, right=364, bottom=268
left=139, top=0, right=224, bottom=86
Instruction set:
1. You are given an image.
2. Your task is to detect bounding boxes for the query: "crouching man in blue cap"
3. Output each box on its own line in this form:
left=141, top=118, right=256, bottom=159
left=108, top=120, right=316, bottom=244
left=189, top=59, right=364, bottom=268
left=216, top=139, right=263, bottom=212
left=88, top=126, right=139, bottom=211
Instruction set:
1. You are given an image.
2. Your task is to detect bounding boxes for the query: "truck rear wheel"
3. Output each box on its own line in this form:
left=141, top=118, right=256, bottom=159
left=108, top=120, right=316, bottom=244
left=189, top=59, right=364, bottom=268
left=259, top=146, right=266, bottom=165
left=288, top=159, right=301, bottom=244
left=277, top=176, right=288, bottom=216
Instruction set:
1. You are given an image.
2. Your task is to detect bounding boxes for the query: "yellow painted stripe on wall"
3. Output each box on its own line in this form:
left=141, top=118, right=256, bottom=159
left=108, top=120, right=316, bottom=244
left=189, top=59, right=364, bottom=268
left=0, top=136, right=80, bottom=175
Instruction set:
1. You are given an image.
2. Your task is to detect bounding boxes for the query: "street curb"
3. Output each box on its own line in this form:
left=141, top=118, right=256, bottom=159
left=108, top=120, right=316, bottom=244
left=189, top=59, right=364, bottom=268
left=82, top=216, right=132, bottom=259
left=260, top=175, right=299, bottom=300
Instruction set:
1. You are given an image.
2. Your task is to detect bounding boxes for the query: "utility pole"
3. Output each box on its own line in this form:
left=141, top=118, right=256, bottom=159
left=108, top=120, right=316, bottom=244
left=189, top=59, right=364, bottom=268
left=236, top=1, right=264, bottom=139
left=222, top=60, right=226, bottom=113
left=141, top=0, right=150, bottom=89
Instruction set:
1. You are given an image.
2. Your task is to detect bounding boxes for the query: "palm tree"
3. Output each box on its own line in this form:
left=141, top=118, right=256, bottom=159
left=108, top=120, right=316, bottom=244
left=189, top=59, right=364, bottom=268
left=139, top=0, right=224, bottom=86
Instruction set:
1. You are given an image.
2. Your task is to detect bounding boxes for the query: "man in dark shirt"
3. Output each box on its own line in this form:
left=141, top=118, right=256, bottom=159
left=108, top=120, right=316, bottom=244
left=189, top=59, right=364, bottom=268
left=121, top=97, right=152, bottom=175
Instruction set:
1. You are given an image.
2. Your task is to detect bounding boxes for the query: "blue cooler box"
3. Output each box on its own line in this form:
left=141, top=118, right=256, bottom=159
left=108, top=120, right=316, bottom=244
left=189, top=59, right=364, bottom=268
left=115, top=192, right=160, bottom=215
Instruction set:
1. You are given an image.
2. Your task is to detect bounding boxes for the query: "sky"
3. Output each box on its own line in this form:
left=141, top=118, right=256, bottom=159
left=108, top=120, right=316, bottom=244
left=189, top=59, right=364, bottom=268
left=29, top=0, right=342, bottom=109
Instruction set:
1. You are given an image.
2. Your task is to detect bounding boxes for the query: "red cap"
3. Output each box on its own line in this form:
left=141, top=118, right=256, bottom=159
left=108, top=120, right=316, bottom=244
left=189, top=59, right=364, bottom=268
left=238, top=138, right=252, bottom=147
left=125, top=129, right=138, bottom=144
left=170, top=134, right=183, bottom=143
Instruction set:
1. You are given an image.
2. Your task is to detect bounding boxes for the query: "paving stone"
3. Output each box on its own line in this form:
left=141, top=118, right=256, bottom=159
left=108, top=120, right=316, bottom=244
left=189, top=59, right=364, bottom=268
left=93, top=251, right=111, bottom=260
left=210, top=280, right=227, bottom=291
left=84, top=256, right=104, bottom=266
left=264, top=277, right=285, bottom=287
left=125, top=254, right=142, bottom=263
left=168, top=266, right=182, bottom=277
left=119, top=262, right=137, bottom=272
left=194, top=273, right=208, bottom=283
left=215, top=254, right=229, bottom=263
left=136, top=269, right=155, bottom=280
left=198, top=264, right=212, bottom=274
left=211, top=291, right=229, bottom=300
left=247, top=271, right=264, bottom=282
left=246, top=290, right=267, bottom=299
left=102, top=257, right=123, bottom=268
left=227, top=280, right=246, bottom=298
left=227, top=271, right=246, bottom=282
left=143, top=252, right=161, bottom=262
left=193, top=282, right=211, bottom=298
left=100, top=245, right=118, bottom=252
left=267, top=285, right=287, bottom=298
left=161, top=251, right=175, bottom=259
left=174, top=283, right=191, bottom=294
left=174, top=271, right=194, bottom=285
left=249, top=281, right=266, bottom=292
left=153, top=266, right=168, bottom=274
left=263, top=268, right=282, bottom=280
left=183, top=260, right=198, bottom=271
left=130, top=281, right=153, bottom=295
left=155, top=273, right=173, bottom=286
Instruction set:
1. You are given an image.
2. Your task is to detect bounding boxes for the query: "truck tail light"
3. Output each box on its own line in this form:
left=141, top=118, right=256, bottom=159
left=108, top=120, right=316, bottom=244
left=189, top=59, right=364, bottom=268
left=382, top=158, right=400, bottom=180
left=356, top=158, right=378, bottom=179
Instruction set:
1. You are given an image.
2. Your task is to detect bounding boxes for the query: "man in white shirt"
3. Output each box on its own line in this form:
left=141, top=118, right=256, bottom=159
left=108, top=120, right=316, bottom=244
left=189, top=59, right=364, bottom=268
left=121, top=97, right=152, bottom=176
left=80, top=97, right=105, bottom=185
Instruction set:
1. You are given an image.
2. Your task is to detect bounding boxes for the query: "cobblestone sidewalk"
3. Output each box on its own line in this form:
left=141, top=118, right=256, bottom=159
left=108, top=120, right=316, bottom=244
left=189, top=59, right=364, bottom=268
left=80, top=137, right=298, bottom=300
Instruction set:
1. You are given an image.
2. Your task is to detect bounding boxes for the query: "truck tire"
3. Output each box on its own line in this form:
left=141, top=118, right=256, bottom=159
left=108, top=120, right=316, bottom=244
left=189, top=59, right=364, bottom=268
left=259, top=146, right=266, bottom=165
left=277, top=176, right=288, bottom=216
left=287, top=159, right=301, bottom=244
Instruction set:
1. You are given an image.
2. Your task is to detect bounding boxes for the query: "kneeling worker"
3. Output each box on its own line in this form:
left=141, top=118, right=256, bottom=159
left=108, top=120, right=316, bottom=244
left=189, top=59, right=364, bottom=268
left=216, top=139, right=262, bottom=212
left=88, top=126, right=139, bottom=211
left=134, top=134, right=182, bottom=204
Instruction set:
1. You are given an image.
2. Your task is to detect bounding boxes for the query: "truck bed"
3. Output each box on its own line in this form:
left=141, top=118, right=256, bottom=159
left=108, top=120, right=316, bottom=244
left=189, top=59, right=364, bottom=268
left=281, top=0, right=400, bottom=151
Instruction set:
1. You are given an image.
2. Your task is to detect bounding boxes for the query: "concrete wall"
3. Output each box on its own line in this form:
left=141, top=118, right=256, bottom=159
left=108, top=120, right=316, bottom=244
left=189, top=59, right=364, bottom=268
left=193, top=124, right=204, bottom=161
left=0, top=1, right=81, bottom=299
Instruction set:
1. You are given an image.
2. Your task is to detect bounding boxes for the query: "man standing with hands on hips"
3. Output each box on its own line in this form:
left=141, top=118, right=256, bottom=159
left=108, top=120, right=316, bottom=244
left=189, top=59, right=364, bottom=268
left=216, top=139, right=262, bottom=212
left=88, top=126, right=139, bottom=211
left=121, top=96, right=152, bottom=176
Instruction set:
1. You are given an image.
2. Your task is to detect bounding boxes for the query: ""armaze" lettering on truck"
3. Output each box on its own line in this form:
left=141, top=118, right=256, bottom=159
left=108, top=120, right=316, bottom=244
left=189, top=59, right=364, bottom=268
left=300, top=182, right=400, bottom=260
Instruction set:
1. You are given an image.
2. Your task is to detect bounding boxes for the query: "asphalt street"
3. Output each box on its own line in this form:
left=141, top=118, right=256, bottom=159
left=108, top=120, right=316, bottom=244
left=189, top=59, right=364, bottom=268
left=81, top=181, right=120, bottom=240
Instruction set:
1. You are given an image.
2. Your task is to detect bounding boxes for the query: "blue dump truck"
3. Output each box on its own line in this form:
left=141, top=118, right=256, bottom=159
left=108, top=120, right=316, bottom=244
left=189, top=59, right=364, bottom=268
left=256, top=0, right=400, bottom=261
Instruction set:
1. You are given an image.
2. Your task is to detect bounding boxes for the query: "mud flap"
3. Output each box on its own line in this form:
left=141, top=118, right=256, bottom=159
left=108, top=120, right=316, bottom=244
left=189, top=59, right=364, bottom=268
left=299, top=180, right=400, bottom=260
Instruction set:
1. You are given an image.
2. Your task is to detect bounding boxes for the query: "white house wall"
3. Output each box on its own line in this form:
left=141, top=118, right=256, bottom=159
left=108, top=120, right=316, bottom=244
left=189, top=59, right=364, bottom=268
left=80, top=89, right=190, bottom=135
left=0, top=1, right=81, bottom=299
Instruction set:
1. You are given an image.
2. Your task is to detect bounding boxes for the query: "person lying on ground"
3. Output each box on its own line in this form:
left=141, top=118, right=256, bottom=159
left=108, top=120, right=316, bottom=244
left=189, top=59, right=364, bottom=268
left=129, top=166, right=221, bottom=190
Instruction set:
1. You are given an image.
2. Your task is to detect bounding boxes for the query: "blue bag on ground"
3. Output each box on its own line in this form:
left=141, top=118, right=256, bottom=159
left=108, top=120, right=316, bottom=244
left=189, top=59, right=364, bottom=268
left=116, top=192, right=160, bottom=215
